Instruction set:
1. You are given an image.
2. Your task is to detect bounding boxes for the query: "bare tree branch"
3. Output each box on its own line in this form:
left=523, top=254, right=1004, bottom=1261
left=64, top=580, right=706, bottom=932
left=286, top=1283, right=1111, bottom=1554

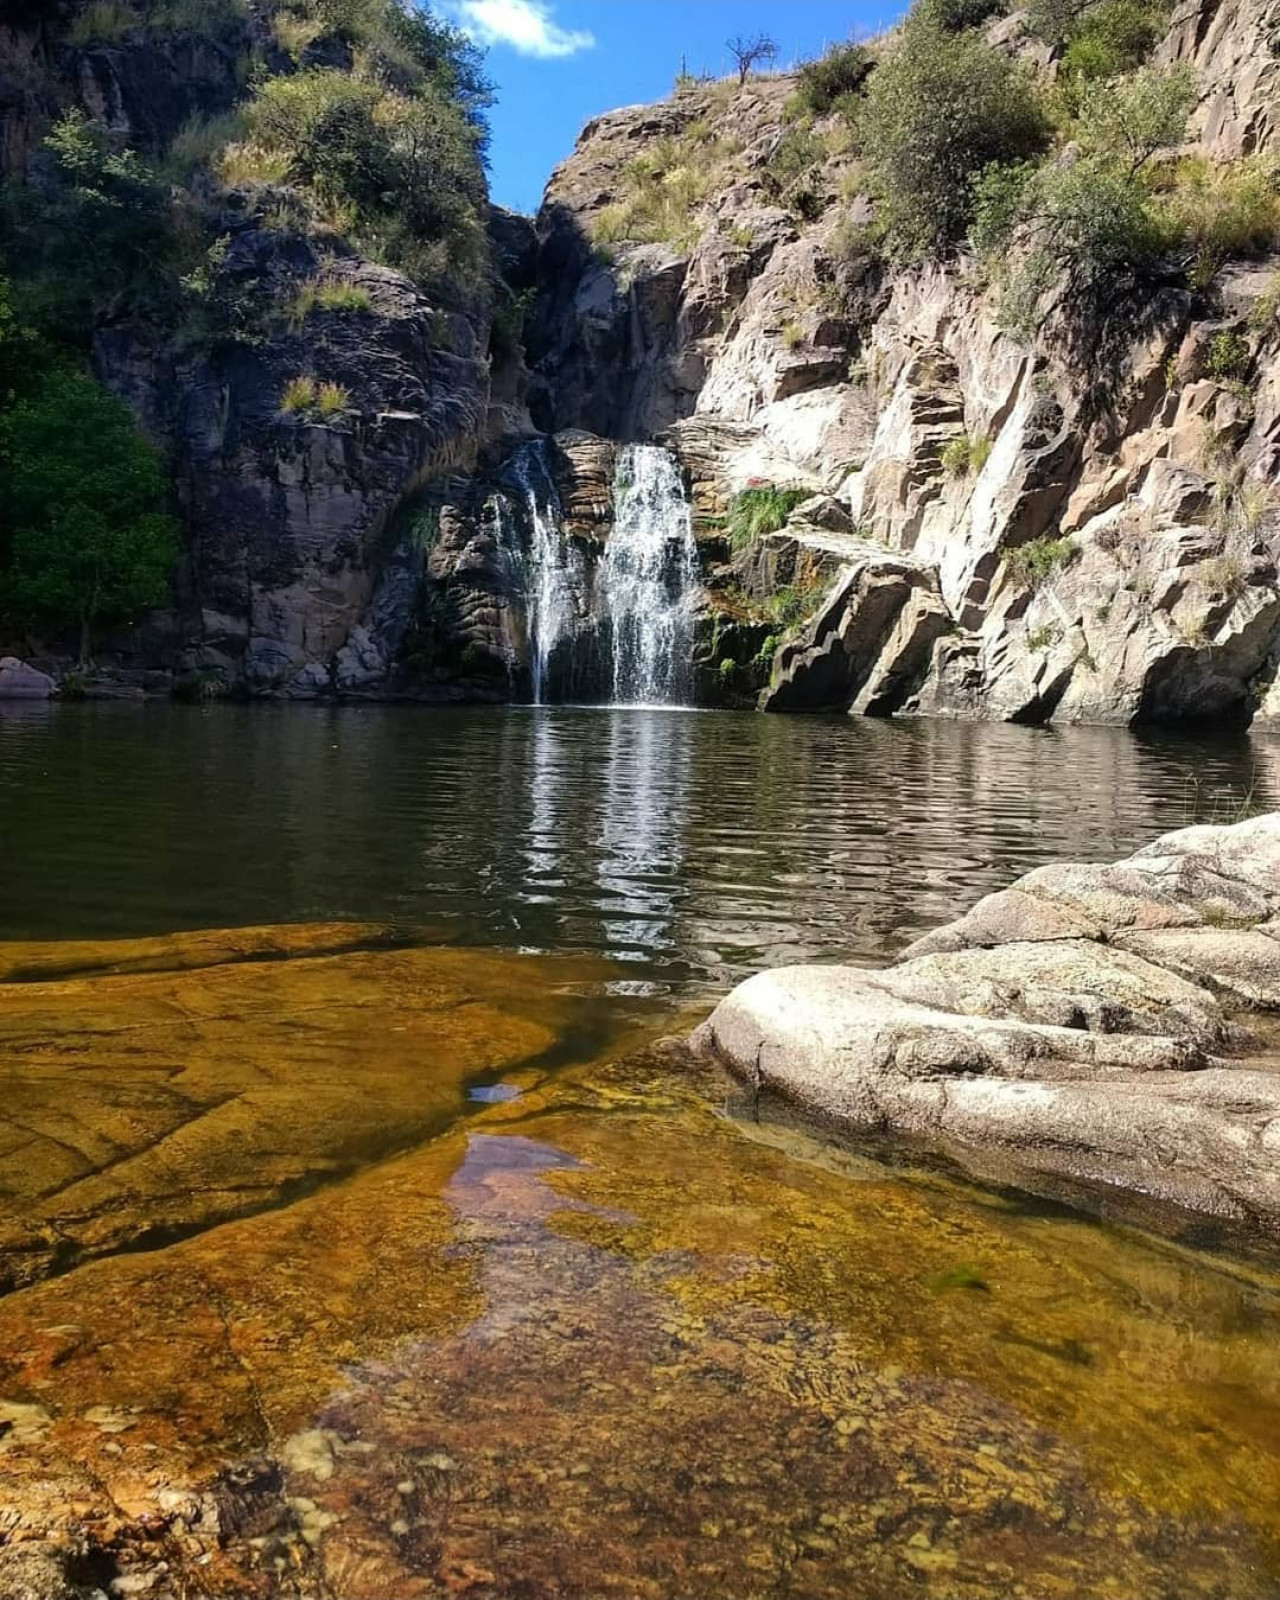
left=726, top=33, right=777, bottom=87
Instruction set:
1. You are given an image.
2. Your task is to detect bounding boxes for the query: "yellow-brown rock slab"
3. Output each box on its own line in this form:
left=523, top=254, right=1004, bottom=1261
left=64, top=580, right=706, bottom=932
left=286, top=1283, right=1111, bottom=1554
left=0, top=926, right=623, bottom=1292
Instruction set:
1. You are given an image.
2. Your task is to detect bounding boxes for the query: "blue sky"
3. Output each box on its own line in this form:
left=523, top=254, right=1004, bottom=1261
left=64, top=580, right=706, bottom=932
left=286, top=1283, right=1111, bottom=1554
left=436, top=1, right=905, bottom=215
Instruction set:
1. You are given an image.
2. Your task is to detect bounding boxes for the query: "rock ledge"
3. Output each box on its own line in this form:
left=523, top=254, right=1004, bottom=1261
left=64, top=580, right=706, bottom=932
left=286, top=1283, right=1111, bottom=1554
left=693, top=814, right=1280, bottom=1230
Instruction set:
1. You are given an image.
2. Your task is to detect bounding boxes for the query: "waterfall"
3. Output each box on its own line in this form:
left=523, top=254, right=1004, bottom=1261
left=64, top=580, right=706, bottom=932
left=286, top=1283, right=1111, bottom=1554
left=507, top=442, right=584, bottom=706
left=600, top=445, right=700, bottom=707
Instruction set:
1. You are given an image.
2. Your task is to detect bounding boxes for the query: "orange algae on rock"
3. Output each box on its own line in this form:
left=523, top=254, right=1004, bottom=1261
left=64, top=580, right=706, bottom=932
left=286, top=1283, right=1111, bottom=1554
left=0, top=927, right=625, bottom=1290
left=0, top=939, right=1279, bottom=1598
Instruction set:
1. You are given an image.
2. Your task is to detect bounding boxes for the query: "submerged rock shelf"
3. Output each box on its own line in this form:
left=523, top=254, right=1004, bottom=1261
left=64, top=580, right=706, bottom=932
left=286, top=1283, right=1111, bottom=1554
left=697, top=813, right=1280, bottom=1231
left=1, top=922, right=1280, bottom=1597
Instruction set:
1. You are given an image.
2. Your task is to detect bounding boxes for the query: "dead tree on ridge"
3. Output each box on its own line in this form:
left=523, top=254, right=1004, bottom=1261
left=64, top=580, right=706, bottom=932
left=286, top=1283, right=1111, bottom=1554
left=726, top=33, right=777, bottom=87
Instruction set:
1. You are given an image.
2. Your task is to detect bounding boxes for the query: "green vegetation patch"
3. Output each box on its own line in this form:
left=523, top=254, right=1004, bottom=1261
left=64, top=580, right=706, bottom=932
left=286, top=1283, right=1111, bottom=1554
left=591, top=121, right=741, bottom=254
left=791, top=42, right=872, bottom=118
left=1007, top=535, right=1078, bottom=588
left=0, top=283, right=177, bottom=661
left=861, top=19, right=1049, bottom=258
left=727, top=485, right=811, bottom=550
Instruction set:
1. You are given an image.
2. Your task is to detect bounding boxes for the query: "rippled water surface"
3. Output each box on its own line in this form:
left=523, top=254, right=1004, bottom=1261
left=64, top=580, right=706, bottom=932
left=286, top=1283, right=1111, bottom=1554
left=1, top=702, right=1273, bottom=984
left=2, top=703, right=1280, bottom=1600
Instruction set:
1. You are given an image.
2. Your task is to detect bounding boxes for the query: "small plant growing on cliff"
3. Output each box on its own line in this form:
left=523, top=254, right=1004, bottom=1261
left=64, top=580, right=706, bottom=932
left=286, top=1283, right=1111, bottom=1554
left=1007, top=535, right=1077, bottom=588
left=755, top=632, right=781, bottom=668
left=941, top=433, right=993, bottom=476
left=1248, top=272, right=1280, bottom=333
left=291, top=278, right=374, bottom=325
left=281, top=375, right=318, bottom=414
left=279, top=375, right=350, bottom=420
left=727, top=484, right=811, bottom=549
left=1199, top=551, right=1248, bottom=599
left=781, top=319, right=804, bottom=352
left=1203, top=329, right=1251, bottom=383
left=316, top=380, right=352, bottom=418
left=1026, top=622, right=1059, bottom=651
left=770, top=579, right=826, bottom=627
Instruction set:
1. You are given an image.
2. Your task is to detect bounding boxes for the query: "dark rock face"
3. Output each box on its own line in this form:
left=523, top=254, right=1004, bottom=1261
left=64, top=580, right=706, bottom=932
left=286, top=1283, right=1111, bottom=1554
left=526, top=220, right=701, bottom=440
left=0, top=9, right=498, bottom=699
left=96, top=227, right=490, bottom=695
left=404, top=430, right=620, bottom=704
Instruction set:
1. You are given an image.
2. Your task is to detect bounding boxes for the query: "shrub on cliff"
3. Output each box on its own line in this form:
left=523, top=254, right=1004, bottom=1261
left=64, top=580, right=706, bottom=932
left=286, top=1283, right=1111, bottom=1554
left=7, top=110, right=174, bottom=337
left=917, top=0, right=1007, bottom=31
left=973, top=67, right=1196, bottom=339
left=792, top=43, right=872, bottom=116
left=1156, top=156, right=1280, bottom=289
left=0, top=364, right=177, bottom=660
left=1058, top=0, right=1163, bottom=93
left=236, top=57, right=487, bottom=291
left=861, top=21, right=1049, bottom=257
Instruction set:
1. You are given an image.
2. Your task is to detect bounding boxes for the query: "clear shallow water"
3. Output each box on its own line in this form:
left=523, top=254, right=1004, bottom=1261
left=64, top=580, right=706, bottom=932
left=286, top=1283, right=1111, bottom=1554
left=0, top=701, right=1273, bottom=988
left=3, top=702, right=1280, bottom=1599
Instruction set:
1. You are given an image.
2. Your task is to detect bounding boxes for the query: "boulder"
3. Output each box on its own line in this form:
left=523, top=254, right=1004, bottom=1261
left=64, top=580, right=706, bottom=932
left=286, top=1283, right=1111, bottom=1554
left=0, top=657, right=55, bottom=700
left=693, top=814, right=1280, bottom=1230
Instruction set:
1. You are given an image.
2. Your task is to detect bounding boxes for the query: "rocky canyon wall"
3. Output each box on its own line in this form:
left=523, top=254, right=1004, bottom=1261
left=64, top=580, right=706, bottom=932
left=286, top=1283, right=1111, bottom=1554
left=4, top=0, right=1279, bottom=724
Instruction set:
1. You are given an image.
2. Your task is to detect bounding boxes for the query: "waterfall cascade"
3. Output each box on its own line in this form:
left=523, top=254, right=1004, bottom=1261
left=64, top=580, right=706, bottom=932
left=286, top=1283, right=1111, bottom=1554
left=599, top=445, right=700, bottom=707
left=507, top=443, right=584, bottom=705
left=492, top=440, right=700, bottom=707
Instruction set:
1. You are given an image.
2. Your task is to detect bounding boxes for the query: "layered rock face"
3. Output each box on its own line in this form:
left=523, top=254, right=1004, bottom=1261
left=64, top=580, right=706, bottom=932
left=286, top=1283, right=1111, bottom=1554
left=695, top=813, right=1280, bottom=1230
left=523, top=0, right=1280, bottom=725
left=5, top=0, right=1279, bottom=714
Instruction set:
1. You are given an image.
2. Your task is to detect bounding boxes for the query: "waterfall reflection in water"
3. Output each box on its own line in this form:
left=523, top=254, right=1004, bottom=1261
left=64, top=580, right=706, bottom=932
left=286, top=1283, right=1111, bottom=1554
left=0, top=702, right=1274, bottom=991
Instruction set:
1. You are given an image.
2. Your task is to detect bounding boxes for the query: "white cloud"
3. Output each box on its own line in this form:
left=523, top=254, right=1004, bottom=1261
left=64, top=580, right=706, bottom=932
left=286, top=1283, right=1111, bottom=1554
left=451, top=0, right=595, bottom=58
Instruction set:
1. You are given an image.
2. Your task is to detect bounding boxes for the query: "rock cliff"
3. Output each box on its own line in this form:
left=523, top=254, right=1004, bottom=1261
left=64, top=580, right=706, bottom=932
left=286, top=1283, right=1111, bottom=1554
left=3, top=0, right=1279, bottom=719
left=0, top=1, right=500, bottom=697
left=515, top=0, right=1280, bottom=725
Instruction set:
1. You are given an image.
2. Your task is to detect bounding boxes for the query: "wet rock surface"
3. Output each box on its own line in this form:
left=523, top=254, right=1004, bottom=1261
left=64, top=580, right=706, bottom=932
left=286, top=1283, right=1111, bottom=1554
left=0, top=927, right=622, bottom=1295
left=0, top=925, right=1279, bottom=1596
left=696, top=813, right=1280, bottom=1230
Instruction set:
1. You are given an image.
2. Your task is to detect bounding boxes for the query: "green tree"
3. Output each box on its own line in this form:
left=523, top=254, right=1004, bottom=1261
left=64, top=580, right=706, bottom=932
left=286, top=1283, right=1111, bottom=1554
left=0, top=368, right=177, bottom=660
left=861, top=20, right=1049, bottom=256
left=918, top=0, right=1007, bottom=31
left=1075, top=65, right=1197, bottom=178
left=973, top=66, right=1196, bottom=340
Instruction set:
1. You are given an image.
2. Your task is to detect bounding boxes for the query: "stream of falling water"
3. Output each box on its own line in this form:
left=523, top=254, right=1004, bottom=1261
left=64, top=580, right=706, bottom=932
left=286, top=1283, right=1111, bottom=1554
left=601, top=443, right=701, bottom=706
left=499, top=440, right=700, bottom=706
left=509, top=442, right=583, bottom=706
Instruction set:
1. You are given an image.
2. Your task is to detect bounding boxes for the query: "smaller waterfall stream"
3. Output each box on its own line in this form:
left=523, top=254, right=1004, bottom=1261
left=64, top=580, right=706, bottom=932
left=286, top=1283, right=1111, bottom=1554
left=600, top=445, right=700, bottom=707
left=507, top=443, right=584, bottom=705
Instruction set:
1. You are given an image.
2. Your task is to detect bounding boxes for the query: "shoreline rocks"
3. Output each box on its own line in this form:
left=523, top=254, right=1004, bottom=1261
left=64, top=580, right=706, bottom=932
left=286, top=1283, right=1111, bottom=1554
left=693, top=814, right=1280, bottom=1232
left=0, top=657, right=54, bottom=700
